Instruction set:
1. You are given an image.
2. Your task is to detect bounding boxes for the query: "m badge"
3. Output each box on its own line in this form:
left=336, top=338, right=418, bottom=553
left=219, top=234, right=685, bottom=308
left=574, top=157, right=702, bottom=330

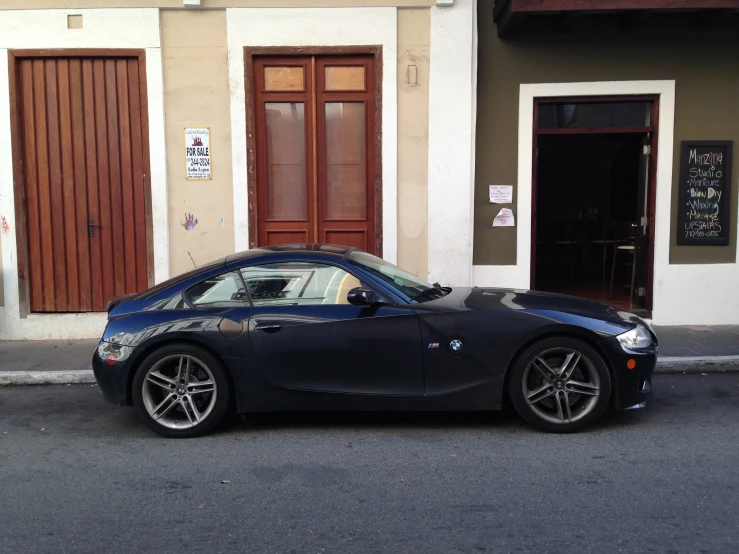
left=428, top=343, right=440, bottom=349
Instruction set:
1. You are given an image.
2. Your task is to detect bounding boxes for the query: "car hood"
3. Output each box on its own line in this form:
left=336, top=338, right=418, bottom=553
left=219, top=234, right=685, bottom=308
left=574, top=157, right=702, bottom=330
left=422, top=286, right=648, bottom=336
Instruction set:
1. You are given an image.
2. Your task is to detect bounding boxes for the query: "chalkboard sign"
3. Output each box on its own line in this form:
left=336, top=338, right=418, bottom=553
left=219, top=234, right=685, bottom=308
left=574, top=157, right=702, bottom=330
left=677, top=140, right=733, bottom=245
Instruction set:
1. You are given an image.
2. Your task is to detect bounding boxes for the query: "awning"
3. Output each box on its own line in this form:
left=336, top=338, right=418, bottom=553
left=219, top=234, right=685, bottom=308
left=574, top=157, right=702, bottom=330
left=493, top=0, right=739, bottom=36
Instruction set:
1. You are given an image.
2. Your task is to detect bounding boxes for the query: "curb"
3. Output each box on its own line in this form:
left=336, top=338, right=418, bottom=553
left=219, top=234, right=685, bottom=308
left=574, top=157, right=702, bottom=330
left=1, top=357, right=739, bottom=386
left=655, top=355, right=739, bottom=373
left=0, top=370, right=96, bottom=386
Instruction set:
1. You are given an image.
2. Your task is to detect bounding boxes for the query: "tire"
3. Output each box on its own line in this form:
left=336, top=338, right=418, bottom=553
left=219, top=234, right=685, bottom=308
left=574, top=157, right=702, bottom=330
left=132, top=343, right=231, bottom=438
left=507, top=336, right=611, bottom=433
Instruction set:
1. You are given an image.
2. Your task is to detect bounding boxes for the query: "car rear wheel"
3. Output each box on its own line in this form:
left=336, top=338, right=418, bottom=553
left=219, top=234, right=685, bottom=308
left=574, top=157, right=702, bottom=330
left=507, top=337, right=611, bottom=433
left=132, top=344, right=231, bottom=438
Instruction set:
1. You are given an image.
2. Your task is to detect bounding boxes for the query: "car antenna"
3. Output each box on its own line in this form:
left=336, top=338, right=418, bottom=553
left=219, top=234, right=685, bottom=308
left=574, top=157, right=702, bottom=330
left=188, top=252, right=197, bottom=268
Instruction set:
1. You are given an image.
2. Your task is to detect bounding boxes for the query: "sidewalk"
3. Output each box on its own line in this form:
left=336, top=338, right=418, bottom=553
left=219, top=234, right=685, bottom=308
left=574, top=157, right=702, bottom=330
left=0, top=339, right=99, bottom=385
left=1, top=326, right=738, bottom=385
left=654, top=325, right=739, bottom=372
left=654, top=325, right=739, bottom=357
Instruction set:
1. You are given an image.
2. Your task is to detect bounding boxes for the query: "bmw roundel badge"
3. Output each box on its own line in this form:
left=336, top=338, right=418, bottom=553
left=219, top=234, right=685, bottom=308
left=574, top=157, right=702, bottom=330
left=449, top=339, right=463, bottom=353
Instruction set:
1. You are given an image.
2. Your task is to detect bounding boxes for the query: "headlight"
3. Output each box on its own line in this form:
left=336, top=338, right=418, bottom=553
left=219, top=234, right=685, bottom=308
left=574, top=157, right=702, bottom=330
left=617, top=324, right=653, bottom=352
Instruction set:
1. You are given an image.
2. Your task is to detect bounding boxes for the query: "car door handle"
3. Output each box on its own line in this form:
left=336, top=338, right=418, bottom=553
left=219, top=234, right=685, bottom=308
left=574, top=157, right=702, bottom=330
left=255, top=323, right=283, bottom=334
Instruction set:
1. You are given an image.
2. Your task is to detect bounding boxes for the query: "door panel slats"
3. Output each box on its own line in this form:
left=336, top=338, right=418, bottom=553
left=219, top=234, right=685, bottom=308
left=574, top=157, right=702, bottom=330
left=45, top=59, right=67, bottom=311
left=104, top=59, right=125, bottom=298
left=128, top=59, right=149, bottom=292
left=70, top=59, right=93, bottom=312
left=57, top=59, right=80, bottom=312
left=32, top=60, right=56, bottom=312
left=16, top=55, right=150, bottom=312
left=84, top=59, right=104, bottom=310
left=20, top=61, right=43, bottom=312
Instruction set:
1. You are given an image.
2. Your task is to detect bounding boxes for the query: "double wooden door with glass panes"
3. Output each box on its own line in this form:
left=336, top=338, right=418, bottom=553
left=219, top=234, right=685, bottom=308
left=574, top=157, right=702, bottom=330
left=253, top=55, right=377, bottom=253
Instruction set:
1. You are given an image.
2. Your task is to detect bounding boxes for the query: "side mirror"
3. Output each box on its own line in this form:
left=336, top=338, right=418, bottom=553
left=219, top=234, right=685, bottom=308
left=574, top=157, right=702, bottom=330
left=347, top=287, right=378, bottom=306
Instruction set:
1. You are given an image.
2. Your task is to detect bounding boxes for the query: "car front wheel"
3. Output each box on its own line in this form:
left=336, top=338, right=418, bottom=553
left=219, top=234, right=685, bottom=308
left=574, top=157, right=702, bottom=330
left=132, top=344, right=231, bottom=438
left=507, top=337, right=611, bottom=433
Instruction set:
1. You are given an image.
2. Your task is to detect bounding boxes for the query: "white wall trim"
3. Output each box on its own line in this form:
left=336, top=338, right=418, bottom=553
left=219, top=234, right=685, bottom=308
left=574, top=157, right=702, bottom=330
left=0, top=9, right=160, bottom=50
left=472, top=79, right=739, bottom=325
left=474, top=81, right=676, bottom=292
left=0, top=8, right=166, bottom=340
left=145, top=48, right=170, bottom=286
left=427, top=0, right=477, bottom=286
left=226, top=7, right=398, bottom=263
left=0, top=49, right=17, bottom=321
left=469, top=0, right=479, bottom=284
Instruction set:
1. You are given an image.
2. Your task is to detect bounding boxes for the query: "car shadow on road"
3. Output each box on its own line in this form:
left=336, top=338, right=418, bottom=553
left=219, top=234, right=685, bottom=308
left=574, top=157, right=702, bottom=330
left=214, top=404, right=653, bottom=437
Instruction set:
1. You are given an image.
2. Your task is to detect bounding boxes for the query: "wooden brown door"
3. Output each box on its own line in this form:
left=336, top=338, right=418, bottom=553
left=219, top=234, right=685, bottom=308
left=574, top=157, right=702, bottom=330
left=253, top=55, right=377, bottom=253
left=14, top=54, right=150, bottom=313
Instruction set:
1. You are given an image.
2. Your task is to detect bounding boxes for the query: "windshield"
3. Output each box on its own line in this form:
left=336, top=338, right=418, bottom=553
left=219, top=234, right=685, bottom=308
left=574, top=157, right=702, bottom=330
left=348, top=251, right=435, bottom=299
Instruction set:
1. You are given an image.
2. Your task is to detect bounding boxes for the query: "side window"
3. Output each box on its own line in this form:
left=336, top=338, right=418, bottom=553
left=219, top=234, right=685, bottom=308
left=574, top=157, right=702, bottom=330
left=240, top=262, right=363, bottom=307
left=185, top=271, right=248, bottom=308
left=145, top=293, right=189, bottom=311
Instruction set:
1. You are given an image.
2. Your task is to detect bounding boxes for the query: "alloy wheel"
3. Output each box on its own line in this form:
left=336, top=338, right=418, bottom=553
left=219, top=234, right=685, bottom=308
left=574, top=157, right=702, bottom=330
left=141, top=354, right=218, bottom=430
left=521, top=347, right=601, bottom=425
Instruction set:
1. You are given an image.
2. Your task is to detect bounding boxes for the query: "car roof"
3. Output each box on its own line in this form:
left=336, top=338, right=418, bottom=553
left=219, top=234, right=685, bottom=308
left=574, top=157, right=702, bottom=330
left=225, top=243, right=359, bottom=264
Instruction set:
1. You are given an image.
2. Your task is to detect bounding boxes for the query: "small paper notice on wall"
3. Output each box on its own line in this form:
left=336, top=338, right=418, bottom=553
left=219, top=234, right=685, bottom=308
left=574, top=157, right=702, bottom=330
left=489, top=185, right=513, bottom=204
left=185, top=127, right=212, bottom=180
left=493, top=208, right=515, bottom=227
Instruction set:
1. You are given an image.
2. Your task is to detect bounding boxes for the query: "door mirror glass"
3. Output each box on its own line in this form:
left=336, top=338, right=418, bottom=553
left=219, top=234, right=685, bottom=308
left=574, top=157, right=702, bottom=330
left=347, top=287, right=377, bottom=306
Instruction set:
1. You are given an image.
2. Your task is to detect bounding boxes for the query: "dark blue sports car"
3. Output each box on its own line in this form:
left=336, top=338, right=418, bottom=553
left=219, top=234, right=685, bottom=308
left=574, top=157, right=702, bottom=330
left=93, top=244, right=657, bottom=437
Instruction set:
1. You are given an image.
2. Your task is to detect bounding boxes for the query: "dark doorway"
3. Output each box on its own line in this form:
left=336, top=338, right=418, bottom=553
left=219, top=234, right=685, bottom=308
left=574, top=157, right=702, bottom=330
left=532, top=98, right=658, bottom=315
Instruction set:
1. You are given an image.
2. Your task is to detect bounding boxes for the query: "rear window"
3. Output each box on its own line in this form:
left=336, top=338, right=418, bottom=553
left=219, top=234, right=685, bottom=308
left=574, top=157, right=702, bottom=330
left=137, top=257, right=227, bottom=300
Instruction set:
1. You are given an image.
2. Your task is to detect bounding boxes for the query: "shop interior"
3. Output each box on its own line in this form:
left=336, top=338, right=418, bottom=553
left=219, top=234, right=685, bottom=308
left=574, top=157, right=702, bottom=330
left=534, top=133, right=646, bottom=309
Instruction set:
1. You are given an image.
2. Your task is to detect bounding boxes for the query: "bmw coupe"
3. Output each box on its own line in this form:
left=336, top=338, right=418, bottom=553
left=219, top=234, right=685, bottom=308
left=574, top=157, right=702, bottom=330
left=93, top=244, right=657, bottom=437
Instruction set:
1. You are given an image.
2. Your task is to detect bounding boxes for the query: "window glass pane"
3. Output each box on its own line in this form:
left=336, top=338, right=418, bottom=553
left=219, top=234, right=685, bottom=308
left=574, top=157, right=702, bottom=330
left=325, top=102, right=366, bottom=220
left=265, top=102, right=306, bottom=220
left=137, top=256, right=228, bottom=300
left=538, top=102, right=651, bottom=129
left=241, top=263, right=362, bottom=306
left=145, top=293, right=189, bottom=311
left=186, top=272, right=247, bottom=308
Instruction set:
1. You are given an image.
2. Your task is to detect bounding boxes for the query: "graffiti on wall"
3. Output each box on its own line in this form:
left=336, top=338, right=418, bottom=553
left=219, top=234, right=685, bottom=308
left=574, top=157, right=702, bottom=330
left=182, top=213, right=198, bottom=231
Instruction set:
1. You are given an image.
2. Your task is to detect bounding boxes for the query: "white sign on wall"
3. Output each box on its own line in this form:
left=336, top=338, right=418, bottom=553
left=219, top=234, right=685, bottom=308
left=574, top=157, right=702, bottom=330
left=185, top=127, right=211, bottom=180
left=493, top=208, right=515, bottom=227
left=489, top=185, right=513, bottom=204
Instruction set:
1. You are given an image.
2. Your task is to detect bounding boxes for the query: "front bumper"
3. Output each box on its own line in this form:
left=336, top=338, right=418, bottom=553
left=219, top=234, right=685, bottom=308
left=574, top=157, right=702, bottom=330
left=599, top=337, right=656, bottom=411
left=92, top=341, right=136, bottom=406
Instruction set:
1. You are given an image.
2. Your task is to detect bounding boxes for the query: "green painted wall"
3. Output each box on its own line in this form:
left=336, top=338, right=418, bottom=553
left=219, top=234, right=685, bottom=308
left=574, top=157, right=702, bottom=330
left=475, top=0, right=739, bottom=265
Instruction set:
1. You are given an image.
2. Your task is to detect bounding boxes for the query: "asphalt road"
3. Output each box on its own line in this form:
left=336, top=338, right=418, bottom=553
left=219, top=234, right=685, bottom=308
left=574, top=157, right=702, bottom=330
left=1, top=373, right=738, bottom=554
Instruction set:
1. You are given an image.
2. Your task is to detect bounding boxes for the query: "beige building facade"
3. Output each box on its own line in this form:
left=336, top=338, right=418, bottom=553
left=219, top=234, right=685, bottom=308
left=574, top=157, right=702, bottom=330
left=4, top=0, right=737, bottom=340
left=0, top=1, right=478, bottom=339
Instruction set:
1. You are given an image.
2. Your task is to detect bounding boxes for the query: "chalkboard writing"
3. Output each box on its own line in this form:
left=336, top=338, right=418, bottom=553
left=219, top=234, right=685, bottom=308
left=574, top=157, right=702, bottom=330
left=677, top=140, right=733, bottom=246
